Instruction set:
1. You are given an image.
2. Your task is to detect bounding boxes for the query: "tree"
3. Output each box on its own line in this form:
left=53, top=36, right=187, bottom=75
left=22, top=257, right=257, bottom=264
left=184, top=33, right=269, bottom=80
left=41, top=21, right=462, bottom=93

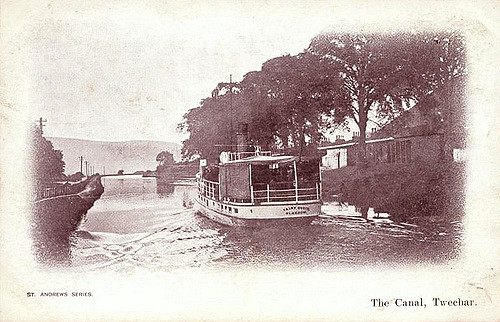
left=307, top=31, right=466, bottom=165
left=178, top=55, right=343, bottom=160
left=178, top=81, right=253, bottom=163
left=30, top=125, right=66, bottom=184
left=240, top=54, right=342, bottom=157
left=156, top=151, right=174, bottom=166
left=68, top=172, right=85, bottom=182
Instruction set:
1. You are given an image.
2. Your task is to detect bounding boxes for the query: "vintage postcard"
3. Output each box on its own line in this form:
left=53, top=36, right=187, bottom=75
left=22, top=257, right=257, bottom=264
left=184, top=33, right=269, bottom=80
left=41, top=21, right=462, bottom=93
left=1, top=0, right=499, bottom=320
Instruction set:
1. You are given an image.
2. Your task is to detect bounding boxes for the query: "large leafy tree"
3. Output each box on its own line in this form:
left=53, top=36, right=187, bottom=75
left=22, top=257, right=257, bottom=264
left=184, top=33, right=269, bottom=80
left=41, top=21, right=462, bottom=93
left=178, top=82, right=252, bottom=163
left=240, top=54, right=344, bottom=157
left=307, top=31, right=466, bottom=164
left=179, top=54, right=343, bottom=160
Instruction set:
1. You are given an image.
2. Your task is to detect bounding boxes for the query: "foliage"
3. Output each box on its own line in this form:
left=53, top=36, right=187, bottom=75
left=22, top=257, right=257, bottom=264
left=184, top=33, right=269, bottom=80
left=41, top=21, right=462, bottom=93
left=240, top=54, right=345, bottom=155
left=178, top=31, right=466, bottom=162
left=178, top=55, right=342, bottom=160
left=307, top=31, right=466, bottom=164
left=30, top=125, right=66, bottom=183
left=178, top=90, right=243, bottom=162
left=156, top=151, right=174, bottom=166
left=321, top=162, right=465, bottom=220
left=67, top=172, right=85, bottom=182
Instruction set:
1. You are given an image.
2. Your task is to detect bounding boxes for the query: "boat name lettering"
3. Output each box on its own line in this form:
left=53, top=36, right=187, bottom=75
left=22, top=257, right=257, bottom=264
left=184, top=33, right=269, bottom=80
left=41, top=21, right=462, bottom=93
left=283, top=206, right=310, bottom=212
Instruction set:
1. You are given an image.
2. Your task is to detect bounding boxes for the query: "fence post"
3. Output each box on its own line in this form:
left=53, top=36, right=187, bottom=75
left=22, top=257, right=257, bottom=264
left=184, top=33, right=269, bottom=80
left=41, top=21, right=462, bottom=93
left=293, top=161, right=299, bottom=203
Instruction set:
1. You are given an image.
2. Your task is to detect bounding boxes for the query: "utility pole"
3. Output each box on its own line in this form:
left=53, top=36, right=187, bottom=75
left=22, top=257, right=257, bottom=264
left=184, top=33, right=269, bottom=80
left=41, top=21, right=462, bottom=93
left=35, top=117, right=47, bottom=135
left=229, top=74, right=233, bottom=152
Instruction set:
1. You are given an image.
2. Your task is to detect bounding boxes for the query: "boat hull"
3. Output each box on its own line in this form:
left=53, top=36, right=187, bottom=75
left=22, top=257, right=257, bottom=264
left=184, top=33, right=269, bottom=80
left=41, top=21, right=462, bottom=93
left=195, top=196, right=320, bottom=227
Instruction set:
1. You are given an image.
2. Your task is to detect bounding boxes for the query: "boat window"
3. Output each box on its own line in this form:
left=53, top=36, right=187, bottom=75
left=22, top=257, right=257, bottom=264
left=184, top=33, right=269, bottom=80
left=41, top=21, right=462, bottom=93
left=251, top=163, right=295, bottom=187
left=228, top=207, right=232, bottom=213
left=234, top=208, right=238, bottom=213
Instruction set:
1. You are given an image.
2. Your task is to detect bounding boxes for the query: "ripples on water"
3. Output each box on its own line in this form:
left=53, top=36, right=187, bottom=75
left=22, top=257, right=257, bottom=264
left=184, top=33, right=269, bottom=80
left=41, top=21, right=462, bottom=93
left=70, top=176, right=462, bottom=272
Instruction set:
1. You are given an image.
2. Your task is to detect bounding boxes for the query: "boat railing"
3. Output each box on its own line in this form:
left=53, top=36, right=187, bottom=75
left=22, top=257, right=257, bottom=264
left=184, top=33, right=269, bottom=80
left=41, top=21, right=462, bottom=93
left=198, top=177, right=320, bottom=205
left=252, top=180, right=320, bottom=203
left=197, top=178, right=220, bottom=200
left=228, top=150, right=272, bottom=161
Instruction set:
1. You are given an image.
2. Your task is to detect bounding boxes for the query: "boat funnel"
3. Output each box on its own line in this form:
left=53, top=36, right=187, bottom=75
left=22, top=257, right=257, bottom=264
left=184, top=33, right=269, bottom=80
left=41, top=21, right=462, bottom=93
left=236, top=123, right=249, bottom=153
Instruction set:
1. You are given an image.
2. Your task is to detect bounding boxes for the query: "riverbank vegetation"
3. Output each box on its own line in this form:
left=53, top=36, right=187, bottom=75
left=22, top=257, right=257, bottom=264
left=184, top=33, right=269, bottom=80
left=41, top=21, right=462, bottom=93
left=321, top=162, right=466, bottom=221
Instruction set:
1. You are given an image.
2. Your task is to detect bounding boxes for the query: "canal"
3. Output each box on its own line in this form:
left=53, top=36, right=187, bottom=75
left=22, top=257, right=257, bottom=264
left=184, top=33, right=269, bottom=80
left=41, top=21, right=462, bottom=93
left=70, top=175, right=463, bottom=272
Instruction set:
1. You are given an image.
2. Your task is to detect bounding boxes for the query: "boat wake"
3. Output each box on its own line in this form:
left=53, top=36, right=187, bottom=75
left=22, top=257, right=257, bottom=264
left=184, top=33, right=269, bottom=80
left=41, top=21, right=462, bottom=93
left=70, top=209, right=227, bottom=272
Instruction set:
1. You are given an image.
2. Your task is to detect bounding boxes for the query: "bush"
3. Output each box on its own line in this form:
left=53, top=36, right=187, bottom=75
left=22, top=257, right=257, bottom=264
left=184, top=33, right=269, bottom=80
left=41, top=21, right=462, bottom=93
left=321, top=162, right=465, bottom=220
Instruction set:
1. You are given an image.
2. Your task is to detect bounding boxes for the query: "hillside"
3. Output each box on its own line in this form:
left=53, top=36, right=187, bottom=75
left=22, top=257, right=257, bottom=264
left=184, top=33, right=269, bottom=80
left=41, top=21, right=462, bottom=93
left=47, top=137, right=181, bottom=175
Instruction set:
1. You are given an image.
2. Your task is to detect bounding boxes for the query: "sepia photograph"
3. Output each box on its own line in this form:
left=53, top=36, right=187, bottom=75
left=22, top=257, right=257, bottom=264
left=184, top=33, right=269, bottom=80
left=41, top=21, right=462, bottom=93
left=1, top=0, right=499, bottom=320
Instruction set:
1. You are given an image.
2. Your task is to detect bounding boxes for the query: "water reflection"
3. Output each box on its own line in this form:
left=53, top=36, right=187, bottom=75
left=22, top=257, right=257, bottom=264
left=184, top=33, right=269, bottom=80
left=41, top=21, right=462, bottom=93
left=156, top=182, right=175, bottom=196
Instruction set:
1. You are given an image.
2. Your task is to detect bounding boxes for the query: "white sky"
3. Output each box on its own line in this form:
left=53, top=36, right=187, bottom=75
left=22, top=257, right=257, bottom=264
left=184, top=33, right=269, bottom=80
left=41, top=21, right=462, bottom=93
left=3, top=0, right=495, bottom=144
left=15, top=1, right=344, bottom=143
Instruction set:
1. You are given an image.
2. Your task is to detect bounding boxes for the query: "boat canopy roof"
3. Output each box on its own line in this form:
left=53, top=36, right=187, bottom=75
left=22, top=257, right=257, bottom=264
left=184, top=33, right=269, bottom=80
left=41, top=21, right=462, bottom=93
left=222, top=154, right=319, bottom=166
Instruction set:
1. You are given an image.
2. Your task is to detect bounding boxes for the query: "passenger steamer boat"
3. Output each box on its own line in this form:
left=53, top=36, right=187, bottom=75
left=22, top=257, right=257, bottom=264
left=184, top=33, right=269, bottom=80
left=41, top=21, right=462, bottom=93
left=196, top=149, right=322, bottom=227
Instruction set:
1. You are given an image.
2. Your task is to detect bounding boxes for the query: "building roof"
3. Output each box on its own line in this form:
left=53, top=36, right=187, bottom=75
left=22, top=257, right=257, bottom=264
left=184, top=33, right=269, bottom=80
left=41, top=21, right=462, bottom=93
left=318, top=137, right=394, bottom=150
left=221, top=153, right=322, bottom=166
left=371, top=76, right=466, bottom=140
left=224, top=154, right=294, bottom=164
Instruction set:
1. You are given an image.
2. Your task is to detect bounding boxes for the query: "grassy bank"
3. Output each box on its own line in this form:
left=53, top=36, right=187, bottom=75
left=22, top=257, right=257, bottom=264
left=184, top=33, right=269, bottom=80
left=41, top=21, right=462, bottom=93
left=321, top=162, right=466, bottom=221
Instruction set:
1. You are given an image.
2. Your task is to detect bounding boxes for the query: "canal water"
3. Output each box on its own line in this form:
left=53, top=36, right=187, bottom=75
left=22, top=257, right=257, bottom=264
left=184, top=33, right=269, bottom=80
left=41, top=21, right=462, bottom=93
left=70, top=175, right=462, bottom=272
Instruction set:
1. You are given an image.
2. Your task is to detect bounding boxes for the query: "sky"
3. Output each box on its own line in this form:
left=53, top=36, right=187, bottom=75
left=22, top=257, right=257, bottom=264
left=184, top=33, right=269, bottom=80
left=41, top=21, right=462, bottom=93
left=19, top=1, right=343, bottom=143
left=3, top=0, right=495, bottom=144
